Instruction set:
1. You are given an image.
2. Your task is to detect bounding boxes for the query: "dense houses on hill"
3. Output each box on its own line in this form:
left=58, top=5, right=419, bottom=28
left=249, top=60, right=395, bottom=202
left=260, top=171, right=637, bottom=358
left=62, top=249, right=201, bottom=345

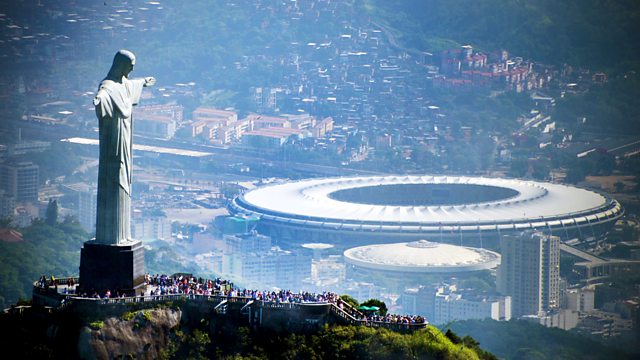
left=435, top=46, right=544, bottom=92
left=180, top=107, right=334, bottom=148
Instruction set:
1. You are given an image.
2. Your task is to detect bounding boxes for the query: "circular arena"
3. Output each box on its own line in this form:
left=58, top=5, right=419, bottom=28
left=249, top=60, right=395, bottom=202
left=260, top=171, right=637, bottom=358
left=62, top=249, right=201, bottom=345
left=229, top=175, right=623, bottom=248
left=343, top=240, right=501, bottom=288
left=344, top=240, right=500, bottom=274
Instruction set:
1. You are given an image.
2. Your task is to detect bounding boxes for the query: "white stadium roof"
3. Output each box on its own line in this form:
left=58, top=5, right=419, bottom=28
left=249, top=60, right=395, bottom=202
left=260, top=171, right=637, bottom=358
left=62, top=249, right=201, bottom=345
left=231, top=176, right=622, bottom=234
left=343, top=240, right=501, bottom=273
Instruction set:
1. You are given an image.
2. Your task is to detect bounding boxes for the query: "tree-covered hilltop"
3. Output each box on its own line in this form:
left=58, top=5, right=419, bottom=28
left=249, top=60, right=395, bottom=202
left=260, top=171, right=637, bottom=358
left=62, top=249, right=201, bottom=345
left=0, top=305, right=494, bottom=360
left=0, top=217, right=87, bottom=310
left=0, top=218, right=212, bottom=309
left=367, top=0, right=640, bottom=72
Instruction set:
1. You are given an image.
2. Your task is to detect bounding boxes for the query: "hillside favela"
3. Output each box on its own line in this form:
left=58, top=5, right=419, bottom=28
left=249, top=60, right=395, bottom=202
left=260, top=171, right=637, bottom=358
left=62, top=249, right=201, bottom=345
left=0, top=1, right=639, bottom=359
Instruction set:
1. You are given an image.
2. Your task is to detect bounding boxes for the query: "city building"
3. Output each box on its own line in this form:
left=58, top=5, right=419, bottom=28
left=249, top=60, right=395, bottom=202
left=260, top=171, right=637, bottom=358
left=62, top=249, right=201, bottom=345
left=433, top=291, right=511, bottom=325
left=310, top=255, right=346, bottom=288
left=64, top=183, right=98, bottom=233
left=402, top=284, right=511, bottom=325
left=131, top=215, right=172, bottom=242
left=497, top=231, right=560, bottom=317
left=135, top=114, right=177, bottom=139
left=0, top=161, right=39, bottom=202
left=523, top=309, right=580, bottom=330
left=242, top=127, right=304, bottom=148
left=566, top=287, right=595, bottom=312
left=221, top=232, right=311, bottom=290
left=0, top=190, right=15, bottom=219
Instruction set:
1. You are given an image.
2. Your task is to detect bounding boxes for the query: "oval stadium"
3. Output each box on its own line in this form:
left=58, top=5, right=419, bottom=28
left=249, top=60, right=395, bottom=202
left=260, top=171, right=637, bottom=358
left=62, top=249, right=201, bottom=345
left=229, top=175, right=623, bottom=248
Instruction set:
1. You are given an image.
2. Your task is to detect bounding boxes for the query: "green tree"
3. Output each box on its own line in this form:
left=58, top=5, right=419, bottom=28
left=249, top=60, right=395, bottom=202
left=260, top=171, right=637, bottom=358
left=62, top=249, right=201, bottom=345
left=45, top=199, right=58, bottom=226
left=340, top=294, right=359, bottom=309
left=361, top=298, right=388, bottom=316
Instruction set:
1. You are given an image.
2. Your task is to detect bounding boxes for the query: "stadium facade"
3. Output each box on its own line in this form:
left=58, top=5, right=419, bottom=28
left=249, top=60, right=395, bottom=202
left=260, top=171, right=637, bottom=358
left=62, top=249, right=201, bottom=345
left=229, top=175, right=623, bottom=248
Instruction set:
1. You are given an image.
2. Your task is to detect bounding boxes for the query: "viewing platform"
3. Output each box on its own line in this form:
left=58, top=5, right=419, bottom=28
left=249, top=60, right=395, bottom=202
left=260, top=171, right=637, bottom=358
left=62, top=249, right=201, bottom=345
left=30, top=275, right=428, bottom=333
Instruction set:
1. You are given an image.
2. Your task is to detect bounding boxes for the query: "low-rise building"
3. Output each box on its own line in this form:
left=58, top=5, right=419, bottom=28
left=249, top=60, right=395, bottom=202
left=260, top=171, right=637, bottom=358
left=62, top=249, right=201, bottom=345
left=136, top=114, right=177, bottom=139
left=402, top=284, right=511, bottom=325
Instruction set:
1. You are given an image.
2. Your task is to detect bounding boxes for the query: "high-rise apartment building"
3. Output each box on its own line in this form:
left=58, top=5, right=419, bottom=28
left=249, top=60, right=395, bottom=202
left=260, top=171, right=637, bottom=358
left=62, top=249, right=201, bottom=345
left=0, top=161, right=39, bottom=202
left=78, top=186, right=97, bottom=233
left=64, top=183, right=97, bottom=233
left=0, top=190, right=15, bottom=218
left=131, top=215, right=172, bottom=242
left=497, top=231, right=560, bottom=317
left=222, top=232, right=311, bottom=289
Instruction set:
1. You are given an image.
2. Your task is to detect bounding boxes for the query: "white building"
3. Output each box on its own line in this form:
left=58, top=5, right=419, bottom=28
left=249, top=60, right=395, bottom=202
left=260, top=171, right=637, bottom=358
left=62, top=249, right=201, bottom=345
left=131, top=216, right=172, bottom=241
left=497, top=231, right=560, bottom=317
left=434, top=291, right=511, bottom=325
left=566, top=287, right=595, bottom=312
left=523, top=309, right=579, bottom=330
left=222, top=232, right=311, bottom=290
left=402, top=284, right=511, bottom=325
left=311, top=255, right=346, bottom=286
left=62, top=183, right=97, bottom=233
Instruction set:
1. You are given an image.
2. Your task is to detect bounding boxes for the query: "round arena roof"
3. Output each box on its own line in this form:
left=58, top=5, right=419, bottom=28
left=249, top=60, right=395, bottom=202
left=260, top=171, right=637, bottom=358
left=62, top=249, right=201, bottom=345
left=344, top=240, right=501, bottom=273
left=230, top=175, right=622, bottom=237
left=301, top=243, right=335, bottom=250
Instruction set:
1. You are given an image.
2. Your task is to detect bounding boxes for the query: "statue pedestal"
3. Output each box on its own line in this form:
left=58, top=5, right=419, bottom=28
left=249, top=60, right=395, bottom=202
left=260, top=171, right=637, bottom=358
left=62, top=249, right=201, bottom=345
left=79, top=240, right=145, bottom=296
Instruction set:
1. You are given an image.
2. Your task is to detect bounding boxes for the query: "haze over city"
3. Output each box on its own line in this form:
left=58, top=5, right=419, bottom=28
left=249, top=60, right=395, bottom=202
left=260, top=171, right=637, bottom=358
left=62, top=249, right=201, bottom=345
left=0, top=1, right=639, bottom=359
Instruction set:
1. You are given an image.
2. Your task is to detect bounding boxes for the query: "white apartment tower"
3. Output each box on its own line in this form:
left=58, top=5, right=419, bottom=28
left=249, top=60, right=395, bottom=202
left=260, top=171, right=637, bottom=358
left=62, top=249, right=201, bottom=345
left=497, top=231, right=560, bottom=317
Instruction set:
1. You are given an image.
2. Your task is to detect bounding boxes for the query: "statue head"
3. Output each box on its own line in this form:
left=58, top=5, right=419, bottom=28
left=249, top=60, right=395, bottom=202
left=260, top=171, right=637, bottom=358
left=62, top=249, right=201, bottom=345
left=107, top=49, right=136, bottom=81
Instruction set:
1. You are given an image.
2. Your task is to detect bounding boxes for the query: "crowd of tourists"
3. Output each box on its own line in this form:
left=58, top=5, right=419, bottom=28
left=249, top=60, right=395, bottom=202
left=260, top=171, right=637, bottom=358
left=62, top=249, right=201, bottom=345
left=145, top=274, right=341, bottom=305
left=360, top=313, right=426, bottom=325
left=145, top=274, right=231, bottom=296
left=38, top=273, right=427, bottom=326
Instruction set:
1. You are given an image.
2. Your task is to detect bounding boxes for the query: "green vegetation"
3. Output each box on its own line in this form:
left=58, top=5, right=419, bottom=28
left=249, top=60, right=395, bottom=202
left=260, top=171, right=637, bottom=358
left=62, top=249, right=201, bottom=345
left=163, top=322, right=490, bottom=360
left=144, top=242, right=204, bottom=277
left=0, top=213, right=211, bottom=310
left=360, top=298, right=388, bottom=316
left=88, top=320, right=104, bottom=330
left=340, top=294, right=360, bottom=309
left=1, top=303, right=494, bottom=359
left=366, top=1, right=640, bottom=134
left=0, top=217, right=87, bottom=310
left=554, top=74, right=640, bottom=134
left=122, top=312, right=135, bottom=322
left=448, top=319, right=635, bottom=360
left=45, top=200, right=58, bottom=227
left=143, top=310, right=153, bottom=322
left=368, top=0, right=640, bottom=71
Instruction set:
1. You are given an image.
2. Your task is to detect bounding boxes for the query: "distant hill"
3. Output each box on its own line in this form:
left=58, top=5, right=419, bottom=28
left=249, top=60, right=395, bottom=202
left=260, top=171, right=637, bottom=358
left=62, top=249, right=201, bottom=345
left=367, top=0, right=640, bottom=72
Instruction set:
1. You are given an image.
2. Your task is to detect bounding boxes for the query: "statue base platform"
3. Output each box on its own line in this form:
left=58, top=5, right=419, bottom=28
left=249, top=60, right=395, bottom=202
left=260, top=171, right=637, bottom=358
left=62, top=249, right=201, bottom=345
left=79, top=240, right=145, bottom=296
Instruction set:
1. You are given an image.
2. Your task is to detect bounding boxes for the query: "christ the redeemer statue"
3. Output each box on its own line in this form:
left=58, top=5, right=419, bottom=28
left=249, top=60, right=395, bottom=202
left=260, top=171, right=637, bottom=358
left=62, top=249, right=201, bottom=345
left=93, top=49, right=155, bottom=245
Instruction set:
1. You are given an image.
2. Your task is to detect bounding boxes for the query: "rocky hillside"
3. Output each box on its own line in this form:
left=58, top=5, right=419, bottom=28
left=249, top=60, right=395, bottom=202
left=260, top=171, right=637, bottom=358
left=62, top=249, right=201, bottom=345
left=1, top=303, right=493, bottom=360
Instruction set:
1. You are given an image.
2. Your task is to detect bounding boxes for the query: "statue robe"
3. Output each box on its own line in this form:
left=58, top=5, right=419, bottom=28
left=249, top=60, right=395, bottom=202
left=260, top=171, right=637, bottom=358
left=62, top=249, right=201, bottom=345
left=94, top=77, right=145, bottom=245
